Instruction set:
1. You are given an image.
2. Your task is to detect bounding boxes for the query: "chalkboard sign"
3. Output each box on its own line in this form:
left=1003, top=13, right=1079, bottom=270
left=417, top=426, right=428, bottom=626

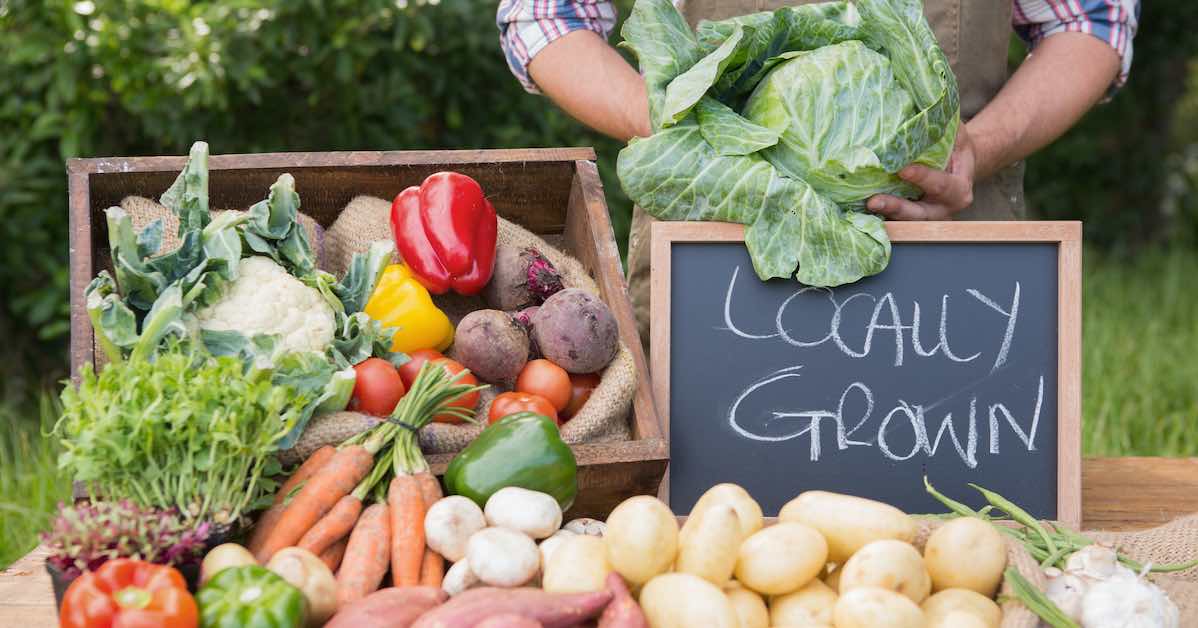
left=650, top=222, right=1081, bottom=524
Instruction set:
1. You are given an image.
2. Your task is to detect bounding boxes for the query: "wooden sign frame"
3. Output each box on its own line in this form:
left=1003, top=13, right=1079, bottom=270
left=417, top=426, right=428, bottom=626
left=650, top=221, right=1083, bottom=526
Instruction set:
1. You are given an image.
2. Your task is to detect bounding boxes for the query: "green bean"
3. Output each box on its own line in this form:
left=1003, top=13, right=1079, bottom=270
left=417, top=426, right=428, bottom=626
left=1004, top=568, right=1080, bottom=628
left=969, top=483, right=1060, bottom=558
left=924, top=476, right=984, bottom=518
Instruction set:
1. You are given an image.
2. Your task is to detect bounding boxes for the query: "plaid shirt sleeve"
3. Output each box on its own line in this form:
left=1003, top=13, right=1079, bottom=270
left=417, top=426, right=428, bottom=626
left=497, top=0, right=619, bottom=94
left=1013, top=0, right=1141, bottom=91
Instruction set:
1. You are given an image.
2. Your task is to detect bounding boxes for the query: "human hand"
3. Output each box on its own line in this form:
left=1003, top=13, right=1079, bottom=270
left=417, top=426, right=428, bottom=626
left=867, top=123, right=976, bottom=220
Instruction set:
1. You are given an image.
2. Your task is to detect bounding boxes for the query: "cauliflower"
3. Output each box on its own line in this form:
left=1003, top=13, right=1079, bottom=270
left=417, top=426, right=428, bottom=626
left=197, top=256, right=335, bottom=360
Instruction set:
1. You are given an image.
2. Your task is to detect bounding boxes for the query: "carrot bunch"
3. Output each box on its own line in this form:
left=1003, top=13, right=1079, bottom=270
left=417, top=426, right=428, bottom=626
left=250, top=361, right=484, bottom=607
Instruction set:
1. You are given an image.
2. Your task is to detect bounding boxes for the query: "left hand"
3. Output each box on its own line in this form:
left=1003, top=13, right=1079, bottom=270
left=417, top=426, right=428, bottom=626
left=867, top=123, right=976, bottom=220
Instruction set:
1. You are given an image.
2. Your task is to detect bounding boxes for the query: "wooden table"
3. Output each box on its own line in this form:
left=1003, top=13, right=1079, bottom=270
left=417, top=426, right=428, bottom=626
left=3, top=457, right=1196, bottom=625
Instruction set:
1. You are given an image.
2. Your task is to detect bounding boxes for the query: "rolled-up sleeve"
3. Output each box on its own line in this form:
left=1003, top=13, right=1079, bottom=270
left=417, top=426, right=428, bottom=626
left=497, top=0, right=619, bottom=94
left=1012, top=0, right=1141, bottom=91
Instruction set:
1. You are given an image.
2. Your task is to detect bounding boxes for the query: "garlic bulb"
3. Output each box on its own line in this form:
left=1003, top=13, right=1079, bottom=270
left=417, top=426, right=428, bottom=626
left=1044, top=544, right=1179, bottom=628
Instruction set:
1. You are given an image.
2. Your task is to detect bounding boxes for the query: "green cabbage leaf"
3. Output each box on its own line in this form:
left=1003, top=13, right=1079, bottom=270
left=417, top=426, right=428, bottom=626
left=617, top=0, right=958, bottom=286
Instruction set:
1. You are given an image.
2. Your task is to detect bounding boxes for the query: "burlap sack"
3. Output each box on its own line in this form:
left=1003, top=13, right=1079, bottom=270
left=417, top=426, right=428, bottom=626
left=120, top=196, right=325, bottom=263
left=289, top=195, right=636, bottom=458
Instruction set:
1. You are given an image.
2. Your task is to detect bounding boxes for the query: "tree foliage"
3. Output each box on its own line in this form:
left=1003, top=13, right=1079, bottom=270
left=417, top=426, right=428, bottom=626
left=0, top=0, right=1195, bottom=381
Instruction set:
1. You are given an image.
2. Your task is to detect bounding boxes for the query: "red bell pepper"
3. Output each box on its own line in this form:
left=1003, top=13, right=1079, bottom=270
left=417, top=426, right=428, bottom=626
left=390, top=171, right=498, bottom=295
left=59, top=558, right=198, bottom=628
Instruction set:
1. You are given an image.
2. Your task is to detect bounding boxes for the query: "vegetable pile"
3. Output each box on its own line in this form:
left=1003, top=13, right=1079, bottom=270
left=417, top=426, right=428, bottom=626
left=50, top=137, right=646, bottom=627
left=617, top=0, right=959, bottom=286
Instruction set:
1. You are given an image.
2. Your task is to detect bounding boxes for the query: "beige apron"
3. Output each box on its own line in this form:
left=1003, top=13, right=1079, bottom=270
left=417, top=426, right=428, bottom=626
left=626, top=0, right=1026, bottom=348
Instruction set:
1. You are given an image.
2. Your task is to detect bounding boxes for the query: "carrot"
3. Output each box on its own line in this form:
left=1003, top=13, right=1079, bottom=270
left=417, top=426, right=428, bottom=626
left=320, top=538, right=349, bottom=573
left=337, top=502, right=392, bottom=608
left=388, top=474, right=426, bottom=587
left=417, top=472, right=445, bottom=588
left=247, top=503, right=287, bottom=557
left=298, top=494, right=364, bottom=556
left=255, top=445, right=375, bottom=563
left=275, top=445, right=336, bottom=505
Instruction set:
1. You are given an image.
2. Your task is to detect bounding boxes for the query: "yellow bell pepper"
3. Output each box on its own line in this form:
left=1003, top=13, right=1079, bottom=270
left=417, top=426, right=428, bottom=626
left=364, top=264, right=454, bottom=353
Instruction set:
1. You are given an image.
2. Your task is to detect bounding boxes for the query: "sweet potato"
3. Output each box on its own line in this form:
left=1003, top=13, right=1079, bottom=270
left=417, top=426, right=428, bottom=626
left=452, top=310, right=530, bottom=385
left=475, top=615, right=544, bottom=628
left=325, top=586, right=447, bottom=628
left=531, top=289, right=618, bottom=373
left=597, top=573, right=647, bottom=628
left=410, top=587, right=612, bottom=628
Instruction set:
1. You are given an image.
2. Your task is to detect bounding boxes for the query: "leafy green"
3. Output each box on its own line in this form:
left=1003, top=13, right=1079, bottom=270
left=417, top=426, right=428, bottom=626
left=617, top=0, right=958, bottom=286
left=56, top=345, right=300, bottom=526
left=81, top=140, right=404, bottom=448
left=335, top=241, right=395, bottom=316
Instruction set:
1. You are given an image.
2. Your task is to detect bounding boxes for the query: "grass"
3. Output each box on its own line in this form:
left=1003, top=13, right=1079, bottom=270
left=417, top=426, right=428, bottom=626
left=0, top=395, right=70, bottom=568
left=1082, top=248, right=1198, bottom=456
left=0, top=249, right=1195, bottom=568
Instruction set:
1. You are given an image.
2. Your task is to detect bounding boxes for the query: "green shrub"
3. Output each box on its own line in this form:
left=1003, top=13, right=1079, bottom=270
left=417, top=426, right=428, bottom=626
left=0, top=0, right=631, bottom=379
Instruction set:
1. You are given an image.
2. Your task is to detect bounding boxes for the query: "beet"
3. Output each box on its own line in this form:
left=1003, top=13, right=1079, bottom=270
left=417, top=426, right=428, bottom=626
left=512, top=306, right=542, bottom=359
left=484, top=246, right=564, bottom=311
left=531, top=289, right=618, bottom=374
left=452, top=310, right=531, bottom=385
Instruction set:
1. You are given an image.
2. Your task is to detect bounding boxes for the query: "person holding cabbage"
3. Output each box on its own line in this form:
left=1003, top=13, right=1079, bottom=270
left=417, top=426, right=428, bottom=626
left=497, top=0, right=1139, bottom=345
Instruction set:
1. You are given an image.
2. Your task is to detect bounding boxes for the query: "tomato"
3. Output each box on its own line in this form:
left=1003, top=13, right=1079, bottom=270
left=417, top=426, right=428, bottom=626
left=562, top=372, right=601, bottom=420
left=516, top=359, right=572, bottom=412
left=433, top=358, right=480, bottom=424
left=350, top=358, right=406, bottom=416
left=398, top=348, right=447, bottom=389
left=488, top=392, right=559, bottom=425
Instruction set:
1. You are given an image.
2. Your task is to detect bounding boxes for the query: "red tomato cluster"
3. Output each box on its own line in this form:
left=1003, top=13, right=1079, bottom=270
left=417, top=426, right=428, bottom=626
left=487, top=359, right=600, bottom=426
left=352, top=349, right=597, bottom=428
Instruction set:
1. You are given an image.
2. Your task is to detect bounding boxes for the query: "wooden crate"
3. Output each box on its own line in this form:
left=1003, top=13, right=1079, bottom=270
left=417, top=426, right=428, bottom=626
left=66, top=147, right=668, bottom=518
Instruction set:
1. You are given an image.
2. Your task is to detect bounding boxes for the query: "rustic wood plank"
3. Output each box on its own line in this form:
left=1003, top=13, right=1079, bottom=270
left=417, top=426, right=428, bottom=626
left=67, top=168, right=93, bottom=383
left=1081, top=457, right=1198, bottom=531
left=1057, top=230, right=1084, bottom=527
left=563, top=160, right=663, bottom=442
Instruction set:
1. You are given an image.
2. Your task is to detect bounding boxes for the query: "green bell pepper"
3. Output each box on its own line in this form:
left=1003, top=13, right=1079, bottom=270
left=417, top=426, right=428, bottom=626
left=197, top=565, right=306, bottom=628
left=445, top=411, right=578, bottom=509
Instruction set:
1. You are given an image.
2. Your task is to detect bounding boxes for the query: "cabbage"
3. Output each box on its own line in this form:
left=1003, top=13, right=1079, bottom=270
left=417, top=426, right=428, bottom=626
left=617, top=0, right=958, bottom=286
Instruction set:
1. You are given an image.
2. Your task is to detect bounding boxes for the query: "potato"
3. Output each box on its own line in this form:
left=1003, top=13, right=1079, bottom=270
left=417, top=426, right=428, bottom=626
left=921, top=588, right=1002, bottom=628
left=936, top=611, right=989, bottom=628
left=542, top=534, right=611, bottom=593
left=680, top=483, right=763, bottom=545
left=838, top=539, right=931, bottom=604
left=604, top=496, right=679, bottom=586
left=639, top=573, right=739, bottom=628
left=201, top=543, right=257, bottom=586
left=724, top=584, right=769, bottom=628
left=538, top=529, right=576, bottom=571
left=734, top=522, right=827, bottom=595
left=769, top=578, right=837, bottom=626
left=823, top=565, right=842, bottom=591
left=676, top=503, right=740, bottom=585
left=778, top=491, right=916, bottom=564
left=832, top=586, right=925, bottom=628
left=924, top=517, right=1007, bottom=596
